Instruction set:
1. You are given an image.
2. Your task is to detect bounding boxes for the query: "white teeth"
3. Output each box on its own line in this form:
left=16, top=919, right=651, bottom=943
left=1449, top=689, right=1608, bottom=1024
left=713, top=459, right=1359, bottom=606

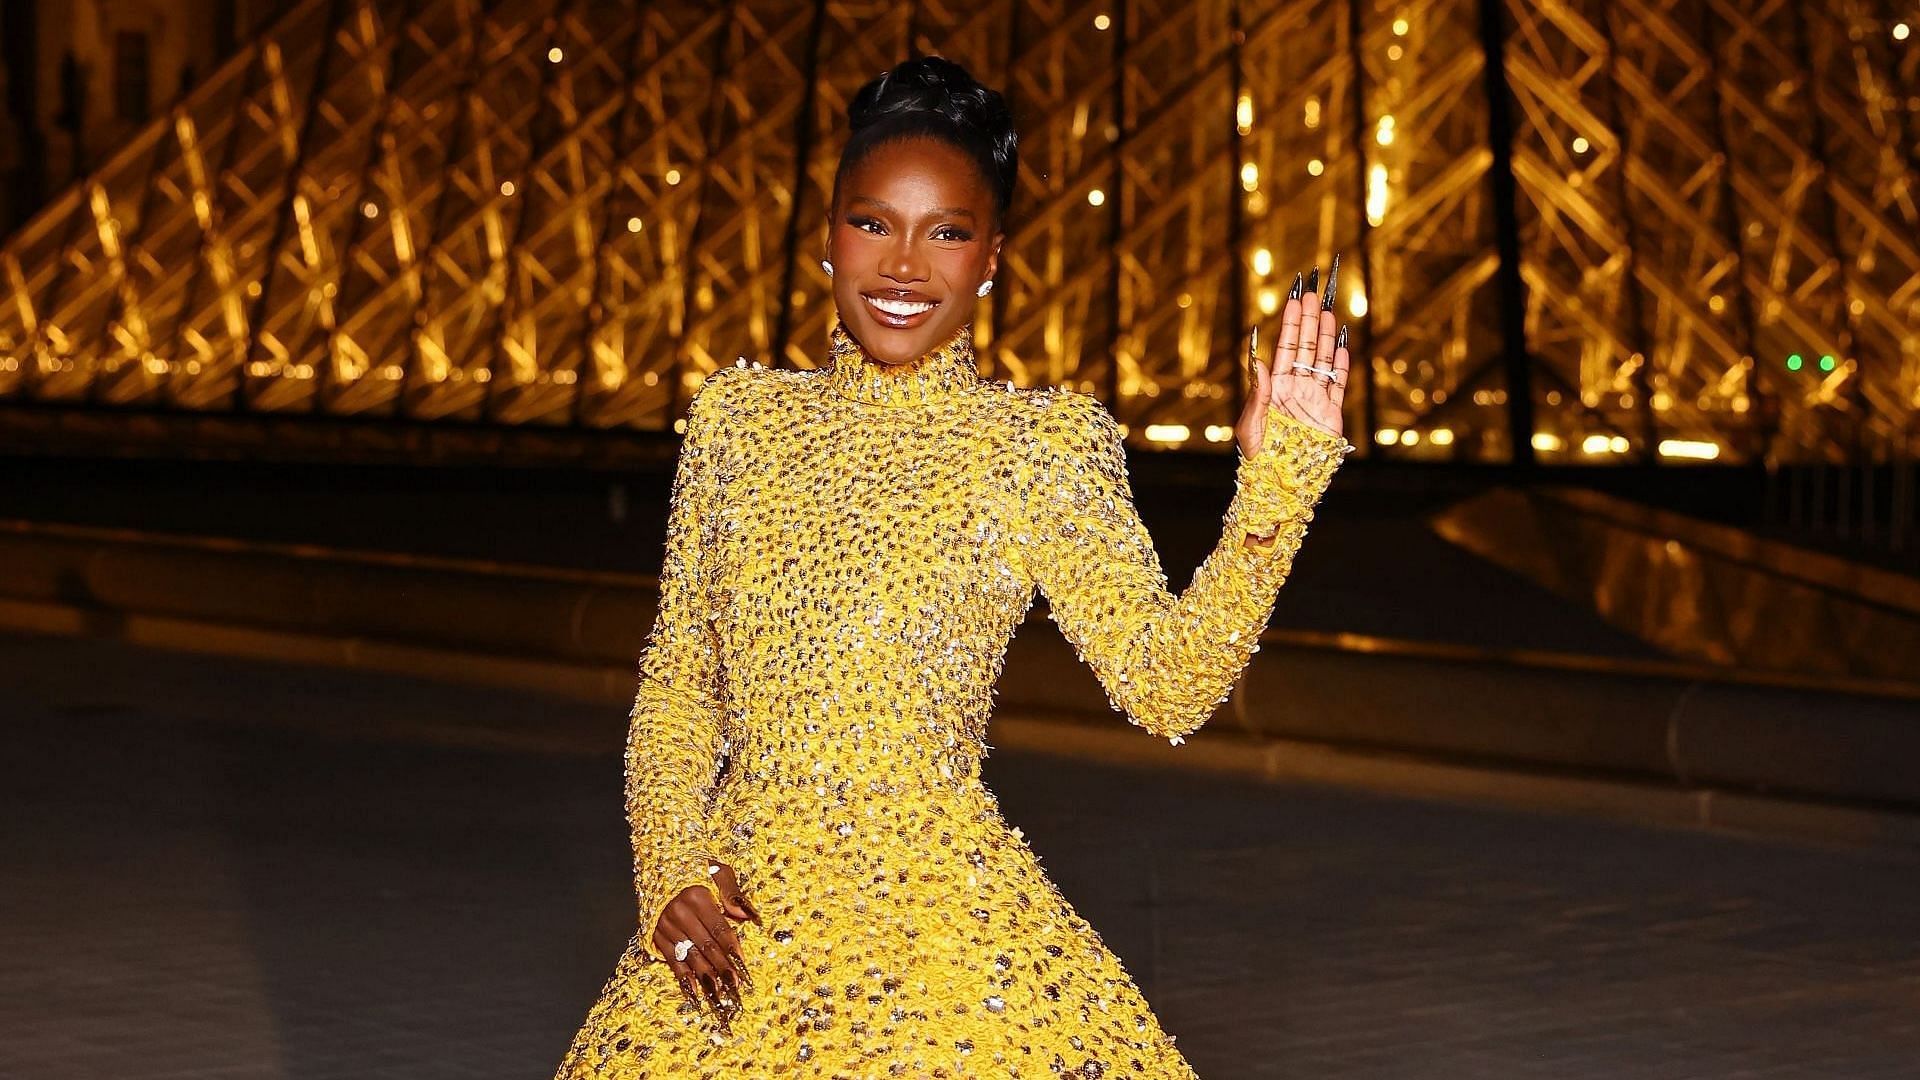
left=865, top=296, right=937, bottom=317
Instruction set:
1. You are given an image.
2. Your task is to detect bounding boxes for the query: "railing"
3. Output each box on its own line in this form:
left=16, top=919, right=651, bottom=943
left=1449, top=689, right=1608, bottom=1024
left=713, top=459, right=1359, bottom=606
left=1765, top=460, right=1920, bottom=567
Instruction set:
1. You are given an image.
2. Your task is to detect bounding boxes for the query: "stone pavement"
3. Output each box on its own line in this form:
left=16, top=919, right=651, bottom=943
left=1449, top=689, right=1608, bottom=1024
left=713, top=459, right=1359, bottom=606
left=2, top=633, right=1916, bottom=1079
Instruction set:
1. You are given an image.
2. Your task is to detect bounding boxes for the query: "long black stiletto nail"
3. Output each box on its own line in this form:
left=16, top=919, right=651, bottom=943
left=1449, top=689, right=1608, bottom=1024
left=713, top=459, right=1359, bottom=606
left=1322, top=253, right=1342, bottom=312
left=1287, top=272, right=1304, bottom=301
left=1304, top=266, right=1320, bottom=295
left=1336, top=324, right=1350, bottom=351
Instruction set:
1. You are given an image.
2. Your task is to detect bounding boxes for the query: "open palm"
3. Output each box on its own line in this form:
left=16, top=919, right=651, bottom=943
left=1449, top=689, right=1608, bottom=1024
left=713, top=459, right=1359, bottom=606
left=1236, top=258, right=1352, bottom=458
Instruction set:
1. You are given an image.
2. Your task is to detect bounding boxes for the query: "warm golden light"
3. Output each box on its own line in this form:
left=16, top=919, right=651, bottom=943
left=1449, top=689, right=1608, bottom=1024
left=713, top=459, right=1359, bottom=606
left=9, top=2, right=1881, bottom=472
left=1659, top=439, right=1721, bottom=460
left=1894, top=22, right=1910, bottom=41
left=1532, top=433, right=1564, bottom=452
left=1366, top=164, right=1390, bottom=225
left=1143, top=423, right=1189, bottom=443
left=1204, top=425, right=1235, bottom=443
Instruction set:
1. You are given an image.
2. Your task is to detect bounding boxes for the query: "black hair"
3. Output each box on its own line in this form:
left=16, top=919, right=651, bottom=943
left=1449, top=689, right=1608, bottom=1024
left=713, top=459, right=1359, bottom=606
left=832, top=56, right=1019, bottom=229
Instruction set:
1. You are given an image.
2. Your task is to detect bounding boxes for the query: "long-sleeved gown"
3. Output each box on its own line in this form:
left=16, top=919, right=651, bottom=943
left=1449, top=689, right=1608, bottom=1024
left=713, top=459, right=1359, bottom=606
left=554, top=318, right=1352, bottom=1079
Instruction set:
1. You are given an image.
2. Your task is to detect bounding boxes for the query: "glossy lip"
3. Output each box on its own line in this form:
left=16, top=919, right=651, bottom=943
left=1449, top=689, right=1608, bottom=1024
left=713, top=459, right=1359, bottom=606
left=862, top=291, right=941, bottom=329
left=865, top=287, right=939, bottom=303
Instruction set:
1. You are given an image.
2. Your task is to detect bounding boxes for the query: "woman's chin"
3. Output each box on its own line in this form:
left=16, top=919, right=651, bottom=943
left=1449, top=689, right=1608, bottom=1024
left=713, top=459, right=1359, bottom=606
left=852, top=313, right=955, bottom=364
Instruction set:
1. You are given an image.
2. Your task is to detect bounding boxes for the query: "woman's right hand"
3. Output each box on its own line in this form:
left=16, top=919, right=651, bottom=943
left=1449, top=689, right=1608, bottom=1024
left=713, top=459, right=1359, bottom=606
left=652, top=861, right=761, bottom=1014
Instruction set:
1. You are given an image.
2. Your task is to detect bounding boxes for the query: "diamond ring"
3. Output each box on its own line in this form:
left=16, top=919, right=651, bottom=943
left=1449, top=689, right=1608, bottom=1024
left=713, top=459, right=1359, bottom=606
left=1290, top=362, right=1338, bottom=381
left=673, top=938, right=696, bottom=963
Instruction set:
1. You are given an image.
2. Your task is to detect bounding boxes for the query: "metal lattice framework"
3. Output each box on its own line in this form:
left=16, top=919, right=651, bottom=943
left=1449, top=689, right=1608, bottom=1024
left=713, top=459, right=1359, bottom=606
left=1, top=0, right=1914, bottom=463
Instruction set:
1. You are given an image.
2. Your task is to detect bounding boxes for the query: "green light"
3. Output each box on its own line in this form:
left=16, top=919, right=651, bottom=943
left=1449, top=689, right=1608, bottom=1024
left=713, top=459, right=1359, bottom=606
left=1819, top=354, right=1836, bottom=372
left=1786, top=353, right=1803, bottom=371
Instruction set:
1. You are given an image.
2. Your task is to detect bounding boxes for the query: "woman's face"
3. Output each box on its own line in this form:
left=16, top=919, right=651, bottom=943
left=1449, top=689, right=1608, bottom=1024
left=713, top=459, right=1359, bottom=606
left=827, top=137, right=1003, bottom=365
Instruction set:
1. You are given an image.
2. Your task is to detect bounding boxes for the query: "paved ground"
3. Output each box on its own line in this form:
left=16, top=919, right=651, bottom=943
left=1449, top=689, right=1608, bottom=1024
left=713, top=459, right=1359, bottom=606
left=3, top=633, right=1917, bottom=1079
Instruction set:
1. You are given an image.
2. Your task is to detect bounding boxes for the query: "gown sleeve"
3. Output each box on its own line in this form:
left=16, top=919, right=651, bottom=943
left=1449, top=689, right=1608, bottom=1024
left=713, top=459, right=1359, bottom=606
left=625, top=374, right=732, bottom=962
left=1017, top=391, right=1353, bottom=742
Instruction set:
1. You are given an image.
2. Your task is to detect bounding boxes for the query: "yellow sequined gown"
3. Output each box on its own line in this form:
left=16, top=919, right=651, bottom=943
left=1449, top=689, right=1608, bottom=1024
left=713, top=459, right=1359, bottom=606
left=555, top=319, right=1351, bottom=1079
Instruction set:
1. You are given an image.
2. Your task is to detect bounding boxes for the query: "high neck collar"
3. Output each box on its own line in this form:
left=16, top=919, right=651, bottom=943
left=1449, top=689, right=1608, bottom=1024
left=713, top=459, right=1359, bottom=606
left=826, top=319, right=980, bottom=407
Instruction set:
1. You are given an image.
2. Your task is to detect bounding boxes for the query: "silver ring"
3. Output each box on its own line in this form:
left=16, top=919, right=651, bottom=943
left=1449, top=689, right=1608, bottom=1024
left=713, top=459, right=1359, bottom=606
left=1291, top=362, right=1338, bottom=380
left=673, top=938, right=696, bottom=962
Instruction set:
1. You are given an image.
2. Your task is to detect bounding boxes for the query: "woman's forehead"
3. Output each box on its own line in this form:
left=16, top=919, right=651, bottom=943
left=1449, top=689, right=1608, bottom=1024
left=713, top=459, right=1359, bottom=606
left=843, top=139, right=992, bottom=212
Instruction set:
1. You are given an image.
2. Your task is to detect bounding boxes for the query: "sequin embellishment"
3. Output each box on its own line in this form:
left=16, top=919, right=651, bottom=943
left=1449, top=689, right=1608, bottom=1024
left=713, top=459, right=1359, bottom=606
left=554, top=317, right=1349, bottom=1078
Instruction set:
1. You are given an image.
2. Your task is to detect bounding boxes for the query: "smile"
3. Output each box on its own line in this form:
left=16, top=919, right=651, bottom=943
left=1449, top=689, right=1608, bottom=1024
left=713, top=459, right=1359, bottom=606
left=864, top=295, right=940, bottom=319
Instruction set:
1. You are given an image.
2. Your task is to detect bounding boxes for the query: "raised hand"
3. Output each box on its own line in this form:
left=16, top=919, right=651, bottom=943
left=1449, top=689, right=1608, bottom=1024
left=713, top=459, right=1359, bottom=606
left=652, top=861, right=761, bottom=1018
left=1236, top=253, right=1352, bottom=458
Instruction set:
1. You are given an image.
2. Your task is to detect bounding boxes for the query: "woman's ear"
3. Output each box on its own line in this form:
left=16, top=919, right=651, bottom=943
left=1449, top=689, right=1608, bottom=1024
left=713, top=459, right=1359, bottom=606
left=986, top=232, right=1004, bottom=282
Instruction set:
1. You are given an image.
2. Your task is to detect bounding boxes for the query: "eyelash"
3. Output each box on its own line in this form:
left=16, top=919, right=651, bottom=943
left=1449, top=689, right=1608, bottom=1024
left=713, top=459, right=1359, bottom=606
left=849, top=216, right=972, bottom=242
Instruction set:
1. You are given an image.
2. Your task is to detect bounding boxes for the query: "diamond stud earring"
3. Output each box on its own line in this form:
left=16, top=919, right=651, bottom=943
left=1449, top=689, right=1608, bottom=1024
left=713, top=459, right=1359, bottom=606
left=821, top=259, right=834, bottom=277
left=976, top=279, right=993, bottom=298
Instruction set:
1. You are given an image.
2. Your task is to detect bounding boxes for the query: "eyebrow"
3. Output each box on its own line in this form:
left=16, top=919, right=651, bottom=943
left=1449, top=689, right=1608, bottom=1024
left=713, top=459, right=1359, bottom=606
left=848, top=196, right=977, bottom=222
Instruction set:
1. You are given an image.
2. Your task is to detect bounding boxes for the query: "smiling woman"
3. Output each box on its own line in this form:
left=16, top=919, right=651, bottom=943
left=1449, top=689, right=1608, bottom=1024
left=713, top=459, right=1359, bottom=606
left=553, top=55, right=1355, bottom=1080
left=822, top=58, right=1013, bottom=361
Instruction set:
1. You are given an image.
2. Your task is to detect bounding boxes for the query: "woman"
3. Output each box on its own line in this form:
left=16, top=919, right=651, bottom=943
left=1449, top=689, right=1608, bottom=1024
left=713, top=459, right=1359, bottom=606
left=555, top=56, right=1354, bottom=1079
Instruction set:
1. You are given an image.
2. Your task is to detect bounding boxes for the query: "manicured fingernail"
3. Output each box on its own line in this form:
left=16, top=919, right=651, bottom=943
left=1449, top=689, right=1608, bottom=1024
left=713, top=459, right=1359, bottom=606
left=1336, top=324, right=1350, bottom=350
left=1287, top=272, right=1304, bottom=301
left=1304, top=266, right=1320, bottom=295
left=1322, top=253, right=1341, bottom=312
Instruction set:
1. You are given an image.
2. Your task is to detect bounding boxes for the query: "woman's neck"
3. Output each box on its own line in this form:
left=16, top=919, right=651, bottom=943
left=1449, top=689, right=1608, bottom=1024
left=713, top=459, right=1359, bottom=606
left=825, top=319, right=981, bottom=407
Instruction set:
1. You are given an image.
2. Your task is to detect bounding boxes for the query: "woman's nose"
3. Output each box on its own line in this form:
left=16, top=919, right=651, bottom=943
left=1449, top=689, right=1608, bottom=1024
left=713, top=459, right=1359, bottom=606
left=884, top=238, right=929, bottom=283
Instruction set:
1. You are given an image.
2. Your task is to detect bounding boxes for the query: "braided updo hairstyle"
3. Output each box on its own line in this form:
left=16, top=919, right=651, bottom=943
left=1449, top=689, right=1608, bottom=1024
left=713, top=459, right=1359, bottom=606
left=832, top=56, right=1020, bottom=230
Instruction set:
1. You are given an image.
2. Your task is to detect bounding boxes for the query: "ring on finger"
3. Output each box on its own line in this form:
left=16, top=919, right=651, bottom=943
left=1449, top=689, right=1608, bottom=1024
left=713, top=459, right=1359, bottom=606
left=1291, top=362, right=1338, bottom=379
